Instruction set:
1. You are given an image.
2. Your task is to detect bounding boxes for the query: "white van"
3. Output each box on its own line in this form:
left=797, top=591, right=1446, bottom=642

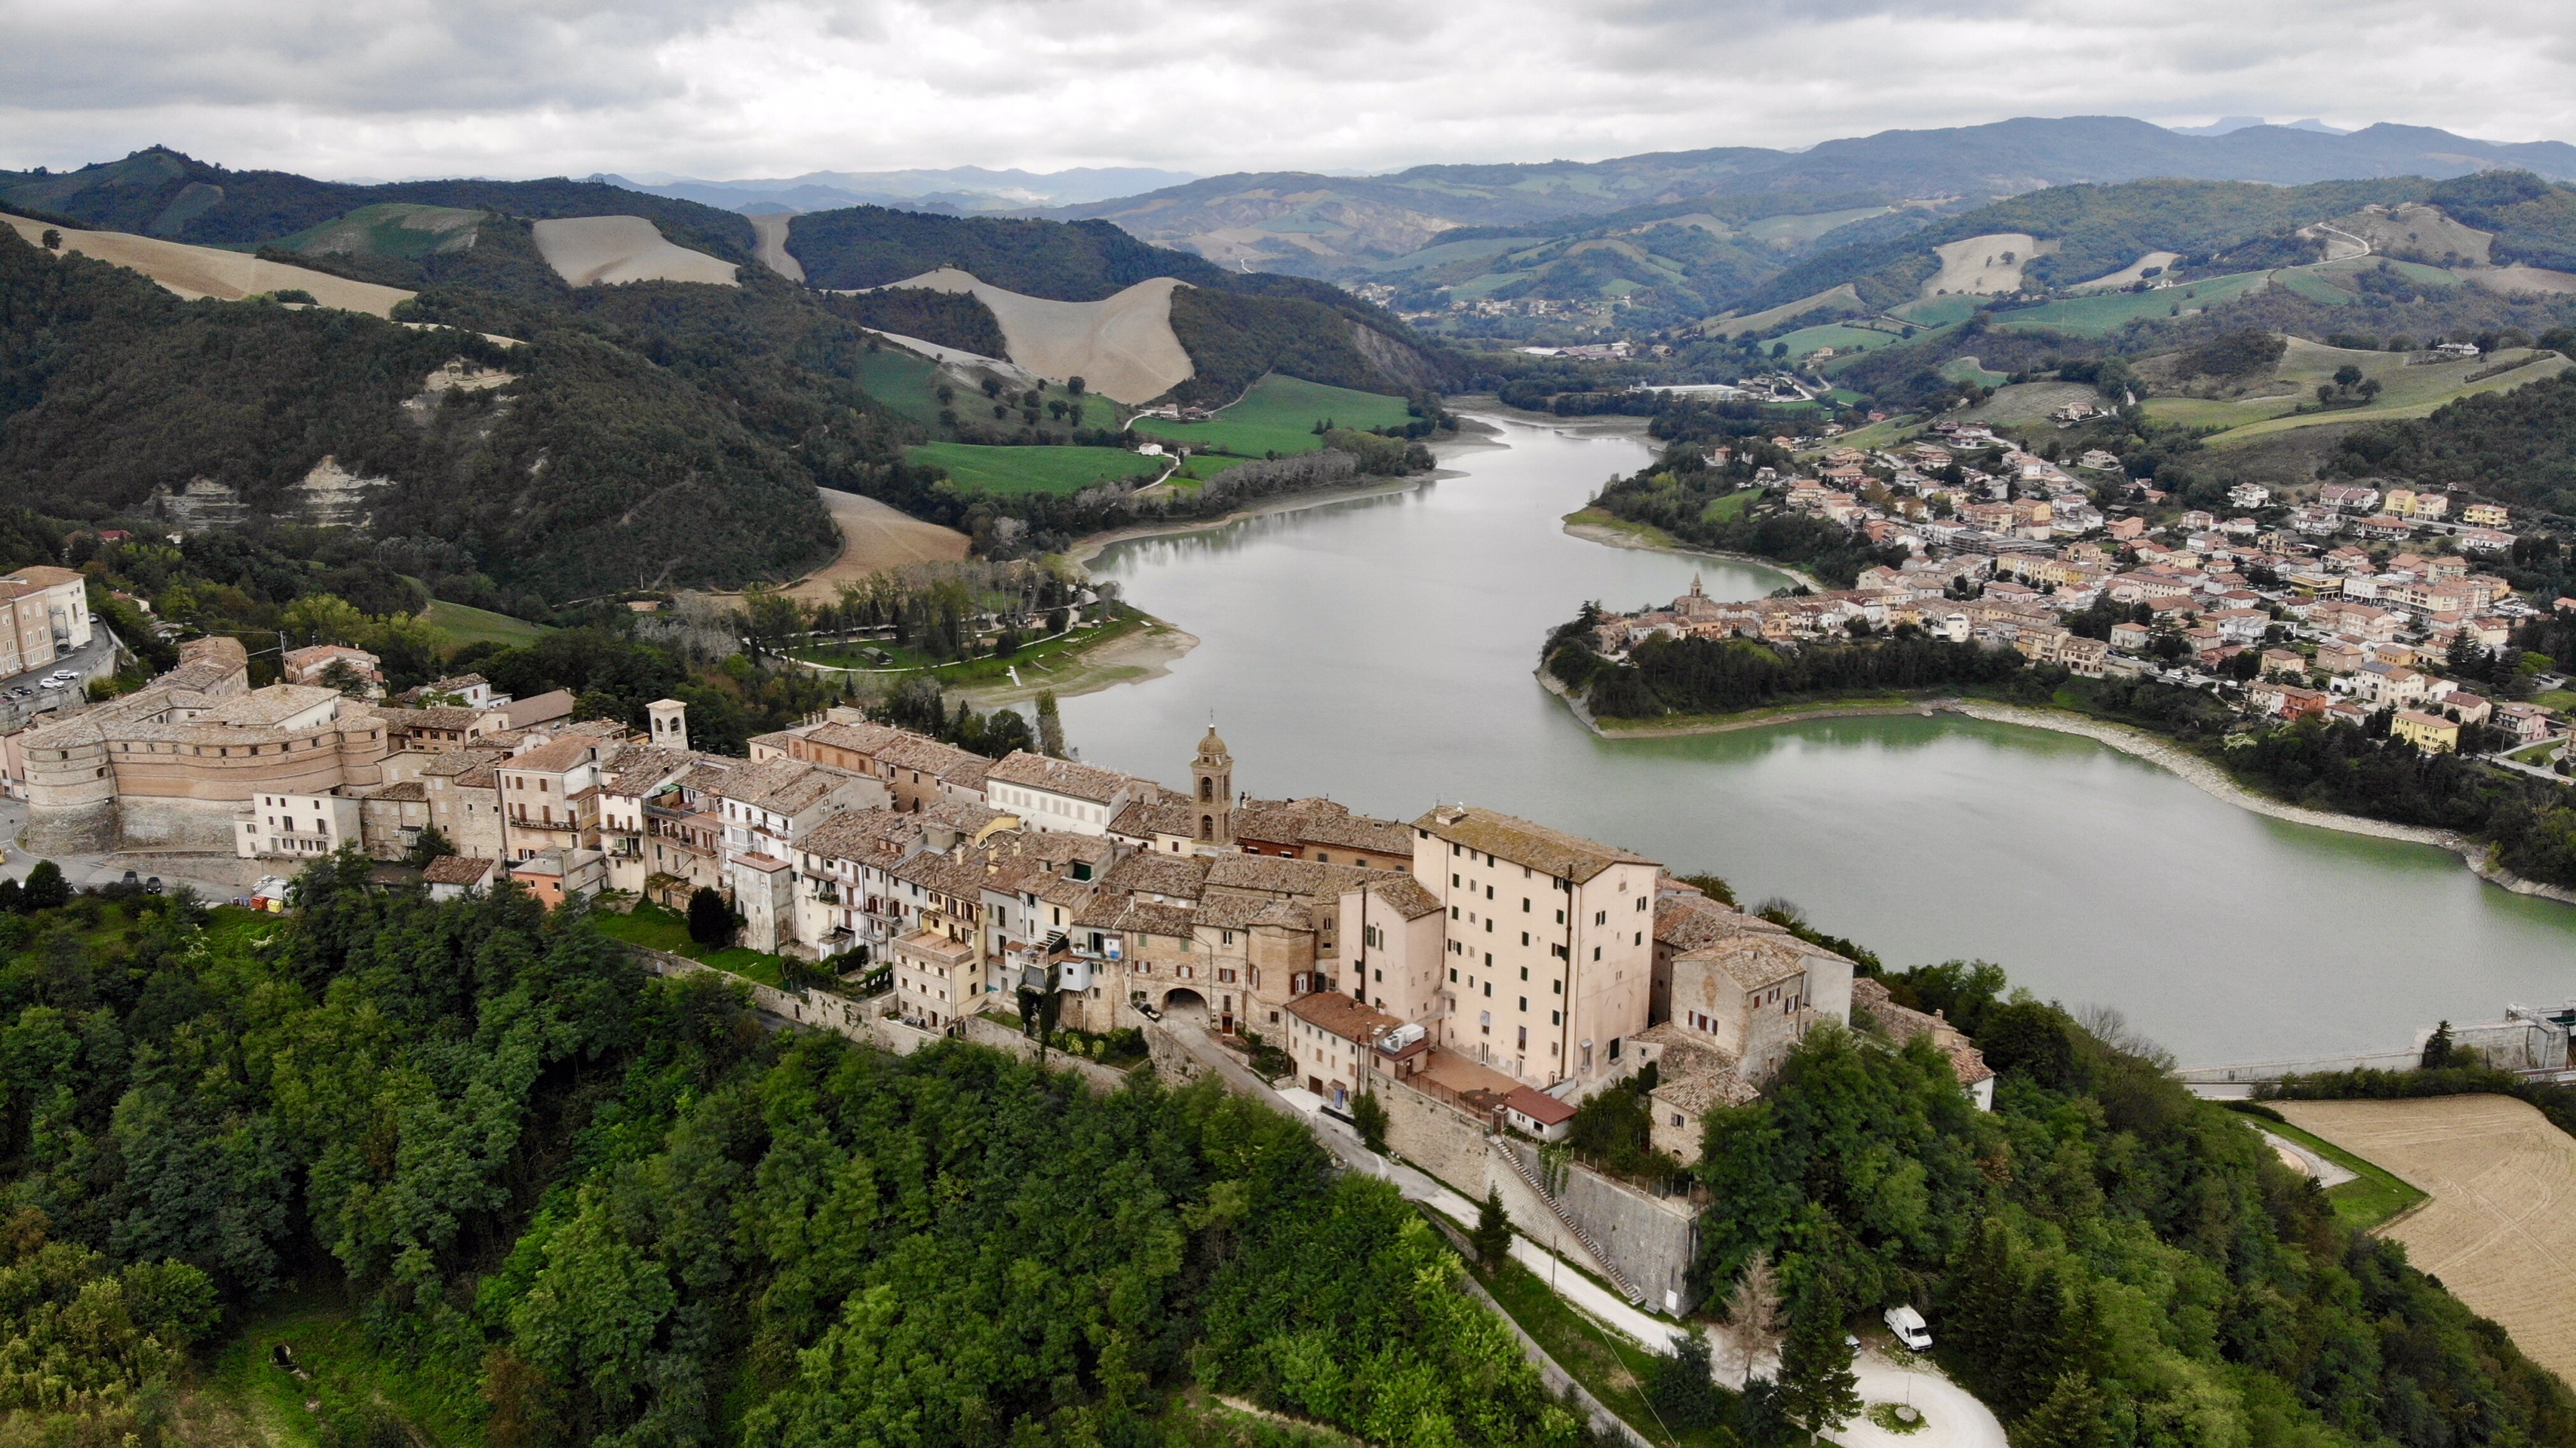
left=1884, top=1305, right=1933, bottom=1351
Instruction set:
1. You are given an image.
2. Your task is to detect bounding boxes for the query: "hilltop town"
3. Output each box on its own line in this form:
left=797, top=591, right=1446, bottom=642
left=4, top=622, right=1989, bottom=1201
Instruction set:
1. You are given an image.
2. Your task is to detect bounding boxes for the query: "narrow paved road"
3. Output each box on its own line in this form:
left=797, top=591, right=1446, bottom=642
left=1160, top=1020, right=2006, bottom=1448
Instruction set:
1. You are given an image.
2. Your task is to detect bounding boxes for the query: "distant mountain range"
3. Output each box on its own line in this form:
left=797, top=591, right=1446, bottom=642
left=593, top=166, right=1199, bottom=216
left=1031, top=116, right=2576, bottom=275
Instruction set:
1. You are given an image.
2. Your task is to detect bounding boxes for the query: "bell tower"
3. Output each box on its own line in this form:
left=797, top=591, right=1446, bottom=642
left=1191, top=723, right=1233, bottom=848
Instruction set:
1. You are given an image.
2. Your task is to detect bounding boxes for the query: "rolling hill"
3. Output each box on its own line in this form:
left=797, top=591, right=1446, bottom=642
left=1042, top=117, right=2576, bottom=276
left=0, top=149, right=1458, bottom=598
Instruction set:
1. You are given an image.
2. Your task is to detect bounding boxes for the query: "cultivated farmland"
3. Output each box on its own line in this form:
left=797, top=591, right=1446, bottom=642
left=530, top=216, right=739, bottom=287
left=2143, top=339, right=2569, bottom=446
left=2272, top=1097, right=2576, bottom=1383
left=1130, top=373, right=1413, bottom=458
left=3, top=213, right=414, bottom=316
left=1989, top=269, right=2272, bottom=336
left=871, top=268, right=1193, bottom=404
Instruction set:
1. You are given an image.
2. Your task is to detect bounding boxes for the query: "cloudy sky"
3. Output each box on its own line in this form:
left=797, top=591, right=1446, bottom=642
left=5, top=0, right=2574, bottom=181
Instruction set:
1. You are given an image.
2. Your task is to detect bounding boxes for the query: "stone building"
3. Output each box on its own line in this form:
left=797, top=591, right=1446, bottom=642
left=0, top=566, right=91, bottom=678
left=21, top=637, right=391, bottom=852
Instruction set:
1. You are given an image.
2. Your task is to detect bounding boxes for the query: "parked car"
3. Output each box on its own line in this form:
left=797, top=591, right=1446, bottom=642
left=1884, top=1305, right=1933, bottom=1351
left=38, top=680, right=63, bottom=690
left=120, top=870, right=138, bottom=886
left=144, top=877, right=164, bottom=895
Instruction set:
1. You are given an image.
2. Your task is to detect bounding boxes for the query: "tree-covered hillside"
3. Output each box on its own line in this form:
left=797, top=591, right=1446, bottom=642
left=2331, top=369, right=2576, bottom=514
left=1701, top=962, right=2576, bottom=1446
left=0, top=859, right=1585, bottom=1447
left=1735, top=177, right=2432, bottom=314
left=785, top=207, right=1227, bottom=296
left=0, top=146, right=755, bottom=262
left=0, top=228, right=859, bottom=600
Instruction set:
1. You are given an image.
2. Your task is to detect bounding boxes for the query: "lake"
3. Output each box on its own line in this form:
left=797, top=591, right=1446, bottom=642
left=1059, top=413, right=2576, bottom=1065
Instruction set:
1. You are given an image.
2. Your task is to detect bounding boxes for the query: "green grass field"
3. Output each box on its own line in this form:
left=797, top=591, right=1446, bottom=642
left=1941, top=354, right=2010, bottom=388
left=854, top=347, right=951, bottom=427
left=1702, top=491, right=1755, bottom=523
left=1990, top=270, right=2273, bottom=336
left=591, top=900, right=788, bottom=986
left=267, top=202, right=481, bottom=261
left=195, top=1293, right=484, bottom=1446
left=794, top=606, right=1146, bottom=689
left=2244, top=1112, right=2428, bottom=1231
left=2145, top=343, right=2569, bottom=446
left=1771, top=321, right=1900, bottom=360
left=421, top=599, right=548, bottom=649
left=909, top=442, right=1165, bottom=496
left=1131, top=374, right=1414, bottom=458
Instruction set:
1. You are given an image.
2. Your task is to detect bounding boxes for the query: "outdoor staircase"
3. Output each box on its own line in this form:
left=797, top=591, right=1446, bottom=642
left=1501, top=1143, right=1645, bottom=1305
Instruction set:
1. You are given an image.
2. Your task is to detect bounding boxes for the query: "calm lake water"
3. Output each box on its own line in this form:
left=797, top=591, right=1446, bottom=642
left=1058, top=413, right=2576, bottom=1065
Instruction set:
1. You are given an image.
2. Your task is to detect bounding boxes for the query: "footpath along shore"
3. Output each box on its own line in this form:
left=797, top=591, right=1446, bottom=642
left=1540, top=673, right=2576, bottom=907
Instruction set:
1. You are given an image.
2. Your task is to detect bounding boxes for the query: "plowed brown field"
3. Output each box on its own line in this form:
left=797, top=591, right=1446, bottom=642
left=2276, top=1096, right=2576, bottom=1383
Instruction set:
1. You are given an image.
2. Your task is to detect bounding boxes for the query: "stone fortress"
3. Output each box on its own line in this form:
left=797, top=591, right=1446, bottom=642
left=19, top=637, right=393, bottom=852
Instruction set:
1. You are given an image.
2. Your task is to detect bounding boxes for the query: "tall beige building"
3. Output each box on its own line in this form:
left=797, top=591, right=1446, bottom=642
left=1405, top=805, right=1659, bottom=1087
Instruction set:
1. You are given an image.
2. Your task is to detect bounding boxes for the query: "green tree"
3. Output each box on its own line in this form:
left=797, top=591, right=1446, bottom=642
left=1035, top=689, right=1067, bottom=758
left=20, top=861, right=66, bottom=912
left=1647, top=1327, right=1724, bottom=1430
left=686, top=886, right=735, bottom=947
left=2422, top=1019, right=2462, bottom=1069
left=1351, top=1089, right=1389, bottom=1155
left=1775, top=1277, right=1859, bottom=1437
left=404, top=826, right=456, bottom=868
left=2017, top=1372, right=2111, bottom=1448
left=1470, top=1186, right=1512, bottom=1270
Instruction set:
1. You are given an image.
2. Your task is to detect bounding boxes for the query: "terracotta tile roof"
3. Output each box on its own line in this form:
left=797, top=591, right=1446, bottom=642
left=1110, top=799, right=1202, bottom=839
left=422, top=855, right=493, bottom=885
left=1285, top=989, right=1402, bottom=1044
left=1504, top=1086, right=1576, bottom=1127
left=705, top=757, right=866, bottom=815
left=1359, top=875, right=1442, bottom=920
left=1415, top=804, right=1653, bottom=884
left=877, top=735, right=990, bottom=786
left=1101, top=851, right=1211, bottom=900
left=800, top=807, right=926, bottom=863
left=503, top=735, right=600, bottom=775
left=1234, top=798, right=1413, bottom=856
left=984, top=750, right=1133, bottom=803
left=501, top=689, right=575, bottom=729
left=363, top=781, right=427, bottom=802
left=803, top=720, right=910, bottom=756
left=1202, top=854, right=1378, bottom=900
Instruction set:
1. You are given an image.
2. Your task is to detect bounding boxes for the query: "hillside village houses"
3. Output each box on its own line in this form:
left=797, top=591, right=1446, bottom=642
left=0, top=630, right=1998, bottom=1137
left=1592, top=420, right=2569, bottom=753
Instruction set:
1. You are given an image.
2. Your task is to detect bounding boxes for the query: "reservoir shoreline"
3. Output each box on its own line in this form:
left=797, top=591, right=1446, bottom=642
left=1538, top=670, right=2576, bottom=907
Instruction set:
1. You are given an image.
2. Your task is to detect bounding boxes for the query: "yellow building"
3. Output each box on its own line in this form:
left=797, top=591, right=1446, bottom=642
left=2393, top=709, right=2461, bottom=754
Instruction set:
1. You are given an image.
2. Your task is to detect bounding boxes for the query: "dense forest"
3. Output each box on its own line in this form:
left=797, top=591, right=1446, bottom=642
left=1546, top=615, right=2044, bottom=719
left=1702, top=962, right=2576, bottom=1446
left=0, top=146, right=757, bottom=262
left=0, top=227, right=861, bottom=600
left=0, top=861, right=1584, bottom=1447
left=815, top=287, right=1008, bottom=356
left=1584, top=439, right=1905, bottom=587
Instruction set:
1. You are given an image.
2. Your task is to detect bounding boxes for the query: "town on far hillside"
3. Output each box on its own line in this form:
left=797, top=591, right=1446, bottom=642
left=1575, top=416, right=2571, bottom=762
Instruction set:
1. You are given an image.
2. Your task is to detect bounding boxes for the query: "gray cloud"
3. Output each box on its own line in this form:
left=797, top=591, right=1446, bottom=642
left=1, top=0, right=2571, bottom=179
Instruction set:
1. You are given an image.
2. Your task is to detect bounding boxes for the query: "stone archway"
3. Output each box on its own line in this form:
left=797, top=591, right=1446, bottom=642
left=1161, top=987, right=1208, bottom=1023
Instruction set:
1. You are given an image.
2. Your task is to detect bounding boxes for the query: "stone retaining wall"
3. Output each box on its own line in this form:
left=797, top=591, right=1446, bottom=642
left=1500, top=1137, right=1701, bottom=1315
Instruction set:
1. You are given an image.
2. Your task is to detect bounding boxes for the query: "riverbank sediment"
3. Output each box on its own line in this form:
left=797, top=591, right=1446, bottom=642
left=1541, top=676, right=2576, bottom=906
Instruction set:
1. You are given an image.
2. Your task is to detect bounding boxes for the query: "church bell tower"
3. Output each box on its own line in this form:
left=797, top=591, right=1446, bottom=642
left=1191, top=724, right=1233, bottom=848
